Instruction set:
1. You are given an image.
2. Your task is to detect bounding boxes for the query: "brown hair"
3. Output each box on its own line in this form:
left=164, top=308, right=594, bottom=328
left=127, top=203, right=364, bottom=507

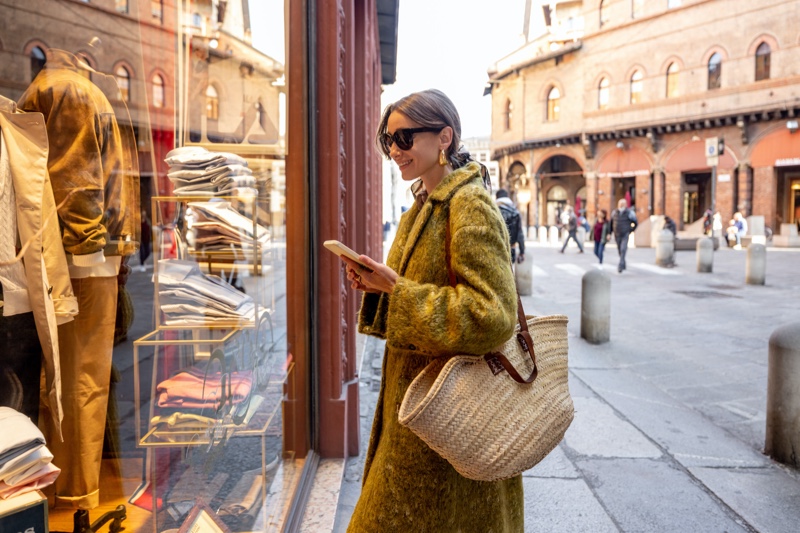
left=376, top=89, right=490, bottom=188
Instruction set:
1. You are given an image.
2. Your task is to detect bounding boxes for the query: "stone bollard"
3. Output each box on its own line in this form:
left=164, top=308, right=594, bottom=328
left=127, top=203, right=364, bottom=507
left=765, top=322, right=800, bottom=468
left=538, top=226, right=548, bottom=245
left=655, top=229, right=675, bottom=267
left=581, top=269, right=611, bottom=344
left=696, top=237, right=714, bottom=273
left=746, top=243, right=766, bottom=285
left=548, top=226, right=560, bottom=247
left=515, top=257, right=533, bottom=296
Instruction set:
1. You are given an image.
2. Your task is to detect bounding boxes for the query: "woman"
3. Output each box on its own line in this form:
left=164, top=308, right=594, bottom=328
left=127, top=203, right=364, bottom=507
left=341, top=89, right=523, bottom=531
left=592, top=209, right=610, bottom=264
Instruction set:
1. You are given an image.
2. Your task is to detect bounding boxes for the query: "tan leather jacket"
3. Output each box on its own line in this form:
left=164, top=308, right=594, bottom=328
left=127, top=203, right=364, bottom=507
left=0, top=95, right=79, bottom=439
left=18, top=49, right=139, bottom=265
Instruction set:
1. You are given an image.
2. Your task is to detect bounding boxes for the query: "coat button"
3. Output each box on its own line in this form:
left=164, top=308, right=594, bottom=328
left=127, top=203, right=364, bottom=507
left=408, top=344, right=416, bottom=350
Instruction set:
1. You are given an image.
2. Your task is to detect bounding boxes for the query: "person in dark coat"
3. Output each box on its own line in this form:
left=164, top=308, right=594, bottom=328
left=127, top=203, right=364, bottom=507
left=495, top=189, right=526, bottom=263
left=610, top=198, right=638, bottom=272
left=341, top=89, right=523, bottom=532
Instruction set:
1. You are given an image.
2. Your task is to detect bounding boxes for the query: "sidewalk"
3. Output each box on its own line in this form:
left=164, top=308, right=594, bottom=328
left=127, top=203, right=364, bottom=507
left=326, top=243, right=800, bottom=532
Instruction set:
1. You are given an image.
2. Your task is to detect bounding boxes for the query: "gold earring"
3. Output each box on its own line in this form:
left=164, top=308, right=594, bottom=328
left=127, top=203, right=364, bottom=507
left=439, top=149, right=447, bottom=166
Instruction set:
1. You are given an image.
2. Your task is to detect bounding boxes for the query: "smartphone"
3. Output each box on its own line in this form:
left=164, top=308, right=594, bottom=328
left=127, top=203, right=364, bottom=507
left=323, top=240, right=372, bottom=270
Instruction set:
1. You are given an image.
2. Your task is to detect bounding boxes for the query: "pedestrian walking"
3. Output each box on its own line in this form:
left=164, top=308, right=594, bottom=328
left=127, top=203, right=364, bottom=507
left=560, top=206, right=584, bottom=253
left=592, top=209, right=610, bottom=264
left=496, top=189, right=526, bottom=264
left=341, top=89, right=523, bottom=532
left=611, top=199, right=638, bottom=272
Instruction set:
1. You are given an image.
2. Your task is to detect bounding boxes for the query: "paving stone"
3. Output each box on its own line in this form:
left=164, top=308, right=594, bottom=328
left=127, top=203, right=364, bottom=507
left=522, top=477, right=617, bottom=533
left=689, top=466, right=800, bottom=533
left=577, top=458, right=750, bottom=533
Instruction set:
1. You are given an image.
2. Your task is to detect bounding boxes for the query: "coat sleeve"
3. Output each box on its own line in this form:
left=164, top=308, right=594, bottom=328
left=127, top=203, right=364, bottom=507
left=384, top=192, right=517, bottom=356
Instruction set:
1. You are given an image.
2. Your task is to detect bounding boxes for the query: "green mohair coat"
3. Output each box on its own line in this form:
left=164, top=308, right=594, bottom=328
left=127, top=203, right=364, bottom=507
left=347, top=163, right=524, bottom=532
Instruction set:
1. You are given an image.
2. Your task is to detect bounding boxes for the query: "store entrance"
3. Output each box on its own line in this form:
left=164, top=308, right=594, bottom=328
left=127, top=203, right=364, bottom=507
left=682, top=172, right=712, bottom=225
left=613, top=177, right=636, bottom=210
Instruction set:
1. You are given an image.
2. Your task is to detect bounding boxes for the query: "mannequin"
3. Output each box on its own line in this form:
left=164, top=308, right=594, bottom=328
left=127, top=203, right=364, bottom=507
left=18, top=48, right=139, bottom=513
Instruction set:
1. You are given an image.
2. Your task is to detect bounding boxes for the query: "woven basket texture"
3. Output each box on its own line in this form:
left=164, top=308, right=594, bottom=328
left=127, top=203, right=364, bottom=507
left=398, top=314, right=573, bottom=481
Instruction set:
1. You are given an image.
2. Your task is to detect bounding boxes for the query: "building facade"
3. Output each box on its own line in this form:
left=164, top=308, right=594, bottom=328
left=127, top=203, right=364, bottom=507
left=0, top=0, right=396, bottom=530
left=489, top=0, right=800, bottom=239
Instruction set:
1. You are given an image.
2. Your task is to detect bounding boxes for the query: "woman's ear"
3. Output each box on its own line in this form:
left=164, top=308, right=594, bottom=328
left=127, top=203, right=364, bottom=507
left=438, top=126, right=453, bottom=150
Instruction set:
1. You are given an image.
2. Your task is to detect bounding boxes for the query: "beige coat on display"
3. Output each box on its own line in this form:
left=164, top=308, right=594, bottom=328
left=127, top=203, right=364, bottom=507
left=0, top=95, right=78, bottom=440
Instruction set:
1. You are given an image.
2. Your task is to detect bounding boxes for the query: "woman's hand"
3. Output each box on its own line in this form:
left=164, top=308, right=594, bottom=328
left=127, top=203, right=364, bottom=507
left=342, top=255, right=398, bottom=294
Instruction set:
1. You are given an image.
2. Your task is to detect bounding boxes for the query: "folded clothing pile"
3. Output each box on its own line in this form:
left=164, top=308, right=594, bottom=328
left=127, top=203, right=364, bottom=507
left=165, top=147, right=256, bottom=197
left=156, top=364, right=254, bottom=409
left=0, top=407, right=60, bottom=499
left=158, top=259, right=255, bottom=325
left=186, top=201, right=270, bottom=253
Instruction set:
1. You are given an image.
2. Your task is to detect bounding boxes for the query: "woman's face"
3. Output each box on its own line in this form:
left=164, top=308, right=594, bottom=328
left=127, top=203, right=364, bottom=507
left=385, top=111, right=446, bottom=182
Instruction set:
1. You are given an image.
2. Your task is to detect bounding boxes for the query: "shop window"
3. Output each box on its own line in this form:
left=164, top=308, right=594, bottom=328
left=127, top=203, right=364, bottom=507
left=755, top=42, right=771, bottom=81
left=666, top=62, right=679, bottom=98
left=707, top=52, right=722, bottom=90
left=206, top=85, right=220, bottom=120
left=115, top=66, right=130, bottom=102
left=546, top=87, right=560, bottom=122
left=630, top=70, right=643, bottom=104
left=504, top=99, right=513, bottom=131
left=598, top=77, right=609, bottom=110
left=30, top=45, right=46, bottom=81
left=152, top=73, right=165, bottom=108
left=116, top=0, right=128, bottom=13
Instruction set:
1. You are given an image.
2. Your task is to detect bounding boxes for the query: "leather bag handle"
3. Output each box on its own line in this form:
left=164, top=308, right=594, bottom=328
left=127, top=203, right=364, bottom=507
left=445, top=208, right=538, bottom=384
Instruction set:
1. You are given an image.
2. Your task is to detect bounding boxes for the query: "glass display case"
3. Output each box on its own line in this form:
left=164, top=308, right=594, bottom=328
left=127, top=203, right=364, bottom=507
left=132, top=194, right=295, bottom=532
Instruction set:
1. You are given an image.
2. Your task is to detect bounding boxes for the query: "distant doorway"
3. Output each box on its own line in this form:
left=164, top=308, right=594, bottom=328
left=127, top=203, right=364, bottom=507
left=682, top=172, right=712, bottom=224
left=613, top=177, right=635, bottom=209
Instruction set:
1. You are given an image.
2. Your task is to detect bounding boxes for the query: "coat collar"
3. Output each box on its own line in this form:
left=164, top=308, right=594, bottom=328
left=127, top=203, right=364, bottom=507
left=411, top=162, right=482, bottom=208
left=44, top=48, right=97, bottom=75
left=399, top=162, right=483, bottom=275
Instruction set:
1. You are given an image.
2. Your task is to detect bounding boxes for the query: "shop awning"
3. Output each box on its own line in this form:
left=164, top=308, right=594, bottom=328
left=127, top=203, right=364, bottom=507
left=751, top=128, right=800, bottom=168
left=664, top=140, right=736, bottom=172
left=596, top=147, right=652, bottom=178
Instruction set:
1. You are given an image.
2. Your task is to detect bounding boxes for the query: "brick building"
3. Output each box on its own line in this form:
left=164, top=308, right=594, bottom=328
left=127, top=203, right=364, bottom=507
left=488, top=0, right=800, bottom=237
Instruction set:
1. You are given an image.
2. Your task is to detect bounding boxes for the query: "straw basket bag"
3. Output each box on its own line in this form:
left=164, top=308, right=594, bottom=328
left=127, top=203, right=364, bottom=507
left=398, top=213, right=574, bottom=481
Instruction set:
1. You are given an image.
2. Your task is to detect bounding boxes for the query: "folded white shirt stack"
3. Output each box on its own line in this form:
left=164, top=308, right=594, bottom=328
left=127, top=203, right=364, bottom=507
left=0, top=407, right=60, bottom=499
left=165, top=147, right=256, bottom=197
left=158, top=259, right=255, bottom=325
left=186, top=201, right=270, bottom=253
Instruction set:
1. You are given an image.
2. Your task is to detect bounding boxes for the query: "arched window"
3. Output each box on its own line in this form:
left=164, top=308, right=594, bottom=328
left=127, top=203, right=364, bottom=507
left=598, top=77, right=609, bottom=110
left=30, top=46, right=46, bottom=81
left=707, top=53, right=722, bottom=90
left=599, top=0, right=608, bottom=28
left=206, top=85, right=219, bottom=120
left=504, top=99, right=513, bottom=131
left=755, top=42, right=771, bottom=81
left=152, top=74, right=165, bottom=108
left=666, top=62, right=679, bottom=98
left=546, top=87, right=560, bottom=122
left=630, top=70, right=643, bottom=104
left=115, top=66, right=130, bottom=101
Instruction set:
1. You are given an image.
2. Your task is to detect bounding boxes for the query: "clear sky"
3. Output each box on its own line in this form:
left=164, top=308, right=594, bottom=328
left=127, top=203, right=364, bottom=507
left=250, top=0, right=527, bottom=138
left=381, top=0, right=526, bottom=139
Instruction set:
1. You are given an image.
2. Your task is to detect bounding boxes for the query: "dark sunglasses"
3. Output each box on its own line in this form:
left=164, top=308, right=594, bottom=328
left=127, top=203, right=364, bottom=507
left=380, top=127, right=442, bottom=153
